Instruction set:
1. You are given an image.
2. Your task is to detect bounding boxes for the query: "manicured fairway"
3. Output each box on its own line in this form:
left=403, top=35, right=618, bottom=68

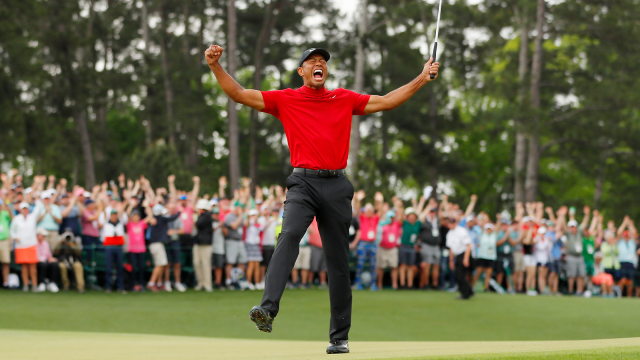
left=1, top=289, right=639, bottom=359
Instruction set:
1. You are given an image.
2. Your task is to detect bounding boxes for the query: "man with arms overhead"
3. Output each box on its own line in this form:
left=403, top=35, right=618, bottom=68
left=204, top=45, right=439, bottom=354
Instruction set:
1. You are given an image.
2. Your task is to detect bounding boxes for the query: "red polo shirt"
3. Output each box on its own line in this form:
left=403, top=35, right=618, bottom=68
left=261, top=86, right=370, bottom=170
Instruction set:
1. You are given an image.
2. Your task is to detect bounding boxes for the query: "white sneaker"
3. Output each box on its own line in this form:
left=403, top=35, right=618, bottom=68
left=36, top=283, right=46, bottom=293
left=256, top=281, right=265, bottom=290
left=526, top=289, right=538, bottom=296
left=246, top=282, right=256, bottom=290
left=225, top=278, right=232, bottom=286
left=174, top=282, right=187, bottom=292
left=47, top=282, right=59, bottom=293
left=164, top=282, right=172, bottom=292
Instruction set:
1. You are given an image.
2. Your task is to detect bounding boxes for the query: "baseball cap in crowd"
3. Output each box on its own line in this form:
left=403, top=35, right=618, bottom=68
left=83, top=191, right=91, bottom=198
left=74, top=188, right=85, bottom=197
left=298, top=48, right=331, bottom=68
left=484, top=223, right=494, bottom=230
left=19, top=201, right=30, bottom=210
left=248, top=209, right=259, bottom=216
left=196, top=199, right=210, bottom=211
left=152, top=204, right=165, bottom=216
left=110, top=209, right=118, bottom=215
left=36, top=227, right=49, bottom=236
left=179, top=195, right=188, bottom=201
left=24, top=187, right=33, bottom=195
left=84, top=199, right=94, bottom=206
left=405, top=207, right=416, bottom=216
left=522, top=216, right=532, bottom=223
left=212, top=208, right=220, bottom=214
left=61, top=194, right=69, bottom=199
left=538, top=226, right=547, bottom=235
left=465, top=215, right=475, bottom=223
left=429, top=207, right=437, bottom=212
left=448, top=217, right=458, bottom=223
left=594, top=251, right=603, bottom=259
left=41, top=190, right=52, bottom=199
left=567, top=220, right=578, bottom=228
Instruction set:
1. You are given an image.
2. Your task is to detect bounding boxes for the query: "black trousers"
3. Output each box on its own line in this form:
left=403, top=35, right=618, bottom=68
left=261, top=172, right=354, bottom=341
left=37, top=262, right=61, bottom=285
left=454, top=253, right=473, bottom=299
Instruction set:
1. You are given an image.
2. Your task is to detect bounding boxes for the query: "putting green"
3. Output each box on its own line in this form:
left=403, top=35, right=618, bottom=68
left=0, top=330, right=638, bottom=359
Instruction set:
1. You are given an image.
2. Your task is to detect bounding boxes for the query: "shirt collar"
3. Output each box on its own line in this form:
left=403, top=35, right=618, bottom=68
left=297, top=85, right=331, bottom=97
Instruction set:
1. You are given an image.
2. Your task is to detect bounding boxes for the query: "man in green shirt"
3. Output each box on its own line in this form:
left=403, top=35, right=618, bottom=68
left=583, top=233, right=596, bottom=280
left=0, top=199, right=14, bottom=287
left=399, top=208, right=421, bottom=289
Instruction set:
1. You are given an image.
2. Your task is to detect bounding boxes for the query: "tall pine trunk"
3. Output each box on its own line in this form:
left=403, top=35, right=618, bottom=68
left=227, top=0, right=241, bottom=191
left=141, top=0, right=153, bottom=147
left=249, top=0, right=285, bottom=188
left=160, top=5, right=175, bottom=146
left=514, top=5, right=529, bottom=204
left=524, top=0, right=545, bottom=202
left=349, top=0, right=367, bottom=185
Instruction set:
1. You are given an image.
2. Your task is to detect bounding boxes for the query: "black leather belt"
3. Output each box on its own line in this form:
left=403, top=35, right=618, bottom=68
left=293, top=168, right=345, bottom=178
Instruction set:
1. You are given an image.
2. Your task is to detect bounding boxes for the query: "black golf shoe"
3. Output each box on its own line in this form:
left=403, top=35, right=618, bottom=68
left=249, top=306, right=274, bottom=333
left=326, top=339, right=349, bottom=354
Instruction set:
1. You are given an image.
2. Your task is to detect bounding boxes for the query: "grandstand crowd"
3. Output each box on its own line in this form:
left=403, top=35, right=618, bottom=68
left=0, top=169, right=638, bottom=299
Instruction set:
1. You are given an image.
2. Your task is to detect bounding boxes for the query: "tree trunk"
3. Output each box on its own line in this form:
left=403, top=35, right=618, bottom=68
left=227, top=0, right=241, bottom=191
left=249, top=0, right=285, bottom=189
left=594, top=156, right=606, bottom=208
left=77, top=109, right=96, bottom=188
left=524, top=0, right=545, bottom=202
left=142, top=0, right=153, bottom=147
left=349, top=0, right=367, bottom=185
left=160, top=6, right=175, bottom=146
left=514, top=6, right=529, bottom=204
left=428, top=90, right=438, bottom=190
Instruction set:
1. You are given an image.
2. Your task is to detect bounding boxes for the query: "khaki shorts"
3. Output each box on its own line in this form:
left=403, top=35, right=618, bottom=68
left=294, top=246, right=311, bottom=270
left=45, top=231, right=61, bottom=251
left=149, top=242, right=168, bottom=267
left=513, top=251, right=525, bottom=272
left=377, top=247, right=399, bottom=269
left=0, top=240, right=10, bottom=263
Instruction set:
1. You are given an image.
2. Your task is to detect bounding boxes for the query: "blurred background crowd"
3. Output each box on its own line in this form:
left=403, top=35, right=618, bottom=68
left=2, top=170, right=638, bottom=299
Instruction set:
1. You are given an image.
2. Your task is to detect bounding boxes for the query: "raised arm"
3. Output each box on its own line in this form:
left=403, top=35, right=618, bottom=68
left=464, top=194, right=477, bottom=218
left=363, top=57, right=439, bottom=115
left=190, top=176, right=200, bottom=208
left=205, top=45, right=265, bottom=111
left=167, top=175, right=177, bottom=200
left=580, top=206, right=590, bottom=230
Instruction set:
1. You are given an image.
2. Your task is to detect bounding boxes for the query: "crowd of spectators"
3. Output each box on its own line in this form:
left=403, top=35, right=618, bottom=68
left=1, top=169, right=638, bottom=299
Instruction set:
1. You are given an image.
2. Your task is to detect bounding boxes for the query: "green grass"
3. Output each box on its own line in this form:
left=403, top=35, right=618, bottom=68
left=0, top=289, right=639, bottom=342
left=403, top=346, right=640, bottom=359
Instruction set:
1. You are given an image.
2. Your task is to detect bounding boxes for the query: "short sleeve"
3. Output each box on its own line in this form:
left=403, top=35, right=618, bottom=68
left=260, top=90, right=283, bottom=118
left=343, top=89, right=370, bottom=115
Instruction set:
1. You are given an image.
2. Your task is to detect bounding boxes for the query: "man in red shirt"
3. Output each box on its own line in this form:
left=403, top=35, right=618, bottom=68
left=205, top=45, right=439, bottom=354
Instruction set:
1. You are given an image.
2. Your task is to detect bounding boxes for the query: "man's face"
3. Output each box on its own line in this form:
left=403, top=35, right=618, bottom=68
left=569, top=226, right=577, bottom=235
left=407, top=213, right=417, bottom=224
left=43, top=197, right=51, bottom=205
left=60, top=197, right=69, bottom=206
left=297, top=54, right=328, bottom=88
left=448, top=221, right=457, bottom=230
left=110, top=213, right=118, bottom=222
left=20, top=207, right=29, bottom=217
left=37, top=234, right=45, bottom=242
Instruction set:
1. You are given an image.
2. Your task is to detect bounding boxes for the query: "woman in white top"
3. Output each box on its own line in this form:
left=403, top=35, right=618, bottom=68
left=534, top=227, right=552, bottom=294
left=245, top=209, right=265, bottom=290
left=11, top=201, right=44, bottom=291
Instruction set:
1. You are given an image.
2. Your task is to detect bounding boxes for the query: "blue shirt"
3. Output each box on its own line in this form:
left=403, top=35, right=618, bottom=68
left=38, top=204, right=62, bottom=231
left=617, top=238, right=637, bottom=266
left=477, top=232, right=497, bottom=260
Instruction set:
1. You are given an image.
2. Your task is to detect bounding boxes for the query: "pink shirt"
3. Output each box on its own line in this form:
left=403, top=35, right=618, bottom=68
left=379, top=221, right=402, bottom=249
left=81, top=210, right=100, bottom=237
left=359, top=214, right=379, bottom=242
left=308, top=219, right=322, bottom=248
left=127, top=221, right=148, bottom=253
left=178, top=205, right=195, bottom=234
left=36, top=240, right=52, bottom=262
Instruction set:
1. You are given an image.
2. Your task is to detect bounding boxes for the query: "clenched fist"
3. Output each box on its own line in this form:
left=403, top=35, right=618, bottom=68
left=205, top=45, right=224, bottom=66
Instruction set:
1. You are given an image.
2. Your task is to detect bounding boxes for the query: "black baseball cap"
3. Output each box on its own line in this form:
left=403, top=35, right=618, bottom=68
left=298, top=48, right=331, bottom=68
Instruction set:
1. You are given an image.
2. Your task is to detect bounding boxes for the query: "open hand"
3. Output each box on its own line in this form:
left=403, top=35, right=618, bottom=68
left=205, top=45, right=224, bottom=66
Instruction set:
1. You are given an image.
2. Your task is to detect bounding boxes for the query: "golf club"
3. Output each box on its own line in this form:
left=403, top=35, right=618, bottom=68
left=431, top=0, right=443, bottom=79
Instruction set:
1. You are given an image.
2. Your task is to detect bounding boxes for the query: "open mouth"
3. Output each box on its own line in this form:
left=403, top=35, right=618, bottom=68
left=313, top=69, right=323, bottom=80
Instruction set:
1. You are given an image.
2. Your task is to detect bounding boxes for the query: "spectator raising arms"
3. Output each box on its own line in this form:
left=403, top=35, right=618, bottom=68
left=11, top=196, right=44, bottom=292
